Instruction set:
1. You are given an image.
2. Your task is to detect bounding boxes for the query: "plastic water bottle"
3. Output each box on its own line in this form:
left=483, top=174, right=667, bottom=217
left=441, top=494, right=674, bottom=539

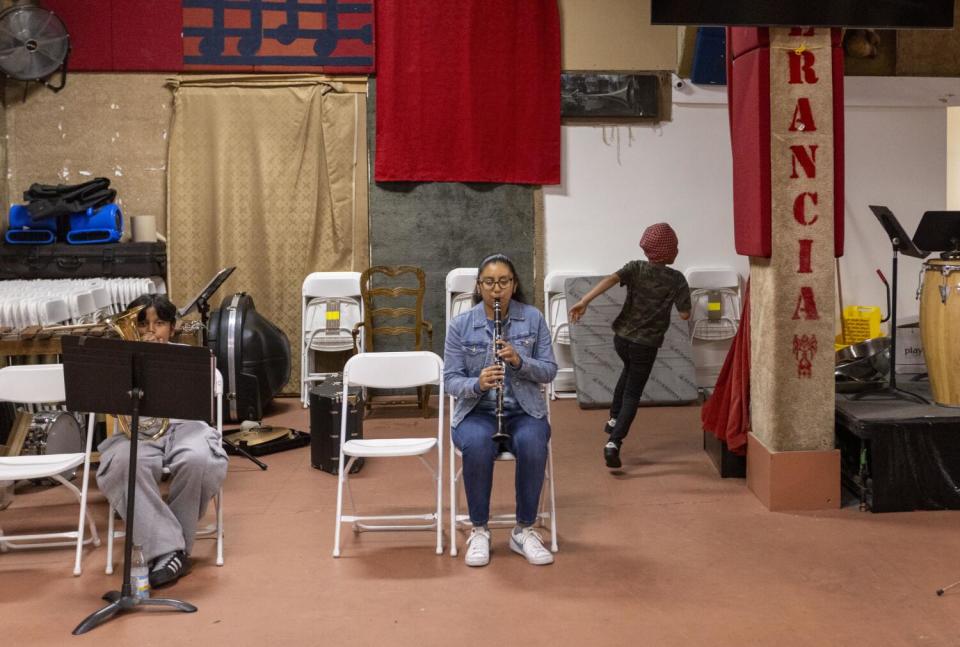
left=130, top=544, right=150, bottom=600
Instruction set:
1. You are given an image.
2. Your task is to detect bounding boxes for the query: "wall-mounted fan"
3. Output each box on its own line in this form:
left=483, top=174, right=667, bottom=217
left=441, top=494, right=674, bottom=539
left=0, top=0, right=69, bottom=92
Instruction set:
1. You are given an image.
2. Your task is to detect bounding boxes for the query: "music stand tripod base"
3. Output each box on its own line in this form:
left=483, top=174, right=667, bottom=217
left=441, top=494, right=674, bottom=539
left=73, top=592, right=197, bottom=635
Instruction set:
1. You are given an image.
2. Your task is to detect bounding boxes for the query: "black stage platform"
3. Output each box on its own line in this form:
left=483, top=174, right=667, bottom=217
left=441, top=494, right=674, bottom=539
left=836, top=380, right=960, bottom=512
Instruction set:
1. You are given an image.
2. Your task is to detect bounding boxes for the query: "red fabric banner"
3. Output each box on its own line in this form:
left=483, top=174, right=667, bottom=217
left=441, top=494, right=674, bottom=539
left=701, top=280, right=751, bottom=456
left=374, top=0, right=561, bottom=184
left=45, top=0, right=373, bottom=73
left=46, top=0, right=183, bottom=71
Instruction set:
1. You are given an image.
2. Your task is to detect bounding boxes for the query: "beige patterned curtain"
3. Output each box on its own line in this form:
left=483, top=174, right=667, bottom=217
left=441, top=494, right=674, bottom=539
left=167, top=75, right=369, bottom=394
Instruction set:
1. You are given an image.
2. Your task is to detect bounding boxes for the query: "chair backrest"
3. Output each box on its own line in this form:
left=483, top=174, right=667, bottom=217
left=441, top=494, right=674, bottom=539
left=445, top=267, right=478, bottom=327
left=543, top=270, right=596, bottom=329
left=302, top=272, right=364, bottom=351
left=0, top=364, right=65, bottom=403
left=303, top=272, right=362, bottom=299
left=343, top=351, right=443, bottom=390
left=358, top=266, right=429, bottom=352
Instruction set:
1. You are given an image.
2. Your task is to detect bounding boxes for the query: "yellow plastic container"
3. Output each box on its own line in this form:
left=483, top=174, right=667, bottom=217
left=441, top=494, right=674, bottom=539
left=837, top=305, right=882, bottom=346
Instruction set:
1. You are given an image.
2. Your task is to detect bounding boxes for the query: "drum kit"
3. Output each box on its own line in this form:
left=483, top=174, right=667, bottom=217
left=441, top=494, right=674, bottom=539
left=0, top=409, right=85, bottom=509
left=838, top=207, right=960, bottom=407
left=19, top=411, right=84, bottom=482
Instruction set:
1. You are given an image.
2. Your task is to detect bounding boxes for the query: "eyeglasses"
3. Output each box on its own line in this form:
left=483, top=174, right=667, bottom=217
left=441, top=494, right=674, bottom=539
left=478, top=277, right=514, bottom=290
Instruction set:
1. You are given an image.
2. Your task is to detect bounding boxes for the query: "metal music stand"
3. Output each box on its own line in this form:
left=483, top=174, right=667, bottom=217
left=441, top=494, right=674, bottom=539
left=914, top=211, right=960, bottom=260
left=178, top=266, right=236, bottom=345
left=61, top=336, right=216, bottom=635
left=860, top=206, right=929, bottom=404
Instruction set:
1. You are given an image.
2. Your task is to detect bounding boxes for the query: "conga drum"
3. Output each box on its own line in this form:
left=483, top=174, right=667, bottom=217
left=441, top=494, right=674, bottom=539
left=920, top=259, right=960, bottom=406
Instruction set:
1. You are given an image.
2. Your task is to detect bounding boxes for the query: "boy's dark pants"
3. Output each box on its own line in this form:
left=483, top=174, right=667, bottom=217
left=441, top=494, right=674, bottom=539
left=609, top=335, right=659, bottom=446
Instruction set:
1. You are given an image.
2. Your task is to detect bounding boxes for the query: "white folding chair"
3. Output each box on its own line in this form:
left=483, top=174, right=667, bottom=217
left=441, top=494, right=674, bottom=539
left=301, top=272, right=364, bottom=407
left=544, top=270, right=595, bottom=399
left=684, top=267, right=743, bottom=342
left=105, top=370, right=225, bottom=573
left=0, top=364, right=100, bottom=576
left=333, top=351, right=444, bottom=557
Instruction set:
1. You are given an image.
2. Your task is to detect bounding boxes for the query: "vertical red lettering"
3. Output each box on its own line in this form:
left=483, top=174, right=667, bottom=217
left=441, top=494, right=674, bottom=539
left=791, top=287, right=820, bottom=320
left=788, top=50, right=819, bottom=84
left=793, top=192, right=819, bottom=225
left=790, top=145, right=818, bottom=179
left=797, top=240, right=813, bottom=273
left=788, top=98, right=817, bottom=132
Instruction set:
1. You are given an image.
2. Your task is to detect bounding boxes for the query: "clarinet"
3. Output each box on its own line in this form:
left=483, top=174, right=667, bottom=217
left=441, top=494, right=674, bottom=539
left=492, top=297, right=510, bottom=443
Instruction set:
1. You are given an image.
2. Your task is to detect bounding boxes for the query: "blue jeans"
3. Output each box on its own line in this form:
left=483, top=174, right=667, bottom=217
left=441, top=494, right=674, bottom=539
left=452, top=401, right=550, bottom=527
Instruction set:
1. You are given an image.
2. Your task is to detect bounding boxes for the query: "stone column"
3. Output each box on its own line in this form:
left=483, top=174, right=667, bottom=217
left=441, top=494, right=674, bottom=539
left=730, top=27, right=842, bottom=510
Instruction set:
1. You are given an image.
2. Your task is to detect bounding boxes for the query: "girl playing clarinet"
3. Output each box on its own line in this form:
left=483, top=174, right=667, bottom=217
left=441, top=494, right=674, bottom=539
left=444, top=254, right=557, bottom=568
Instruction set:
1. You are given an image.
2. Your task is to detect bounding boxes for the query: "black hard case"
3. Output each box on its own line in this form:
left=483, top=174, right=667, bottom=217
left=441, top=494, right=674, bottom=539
left=207, top=292, right=290, bottom=424
left=0, top=242, right=166, bottom=279
left=309, top=375, right=364, bottom=474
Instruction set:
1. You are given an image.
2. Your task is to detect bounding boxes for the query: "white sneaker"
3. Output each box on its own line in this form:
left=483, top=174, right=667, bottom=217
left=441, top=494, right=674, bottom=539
left=510, top=526, right=554, bottom=565
left=464, top=527, right=491, bottom=567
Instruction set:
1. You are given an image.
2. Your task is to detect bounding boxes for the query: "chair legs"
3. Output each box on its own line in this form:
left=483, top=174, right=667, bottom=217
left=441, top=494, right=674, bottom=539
left=0, top=470, right=100, bottom=575
left=334, top=454, right=442, bottom=557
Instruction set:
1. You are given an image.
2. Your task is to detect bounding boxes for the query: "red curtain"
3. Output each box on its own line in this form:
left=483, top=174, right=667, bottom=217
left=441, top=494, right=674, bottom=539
left=374, top=0, right=561, bottom=184
left=701, top=280, right=751, bottom=455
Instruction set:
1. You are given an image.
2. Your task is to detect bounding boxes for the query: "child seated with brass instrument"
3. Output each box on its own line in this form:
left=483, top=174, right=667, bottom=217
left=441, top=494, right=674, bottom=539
left=96, top=294, right=228, bottom=588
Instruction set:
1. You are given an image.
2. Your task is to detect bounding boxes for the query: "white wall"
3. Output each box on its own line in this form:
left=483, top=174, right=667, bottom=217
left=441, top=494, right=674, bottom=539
left=544, top=77, right=955, bottom=328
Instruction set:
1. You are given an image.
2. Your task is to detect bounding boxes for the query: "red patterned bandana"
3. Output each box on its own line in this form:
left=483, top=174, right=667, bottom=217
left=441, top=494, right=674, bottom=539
left=639, top=223, right=678, bottom=264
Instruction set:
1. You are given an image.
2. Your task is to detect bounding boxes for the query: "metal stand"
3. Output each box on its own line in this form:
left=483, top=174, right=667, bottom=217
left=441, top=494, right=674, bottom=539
left=222, top=435, right=268, bottom=470
left=60, top=336, right=215, bottom=635
left=937, top=579, right=960, bottom=596
left=855, top=207, right=929, bottom=404
left=72, top=357, right=195, bottom=635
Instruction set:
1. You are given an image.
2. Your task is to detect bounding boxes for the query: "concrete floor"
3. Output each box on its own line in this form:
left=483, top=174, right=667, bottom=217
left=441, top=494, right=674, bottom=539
left=1, top=398, right=958, bottom=646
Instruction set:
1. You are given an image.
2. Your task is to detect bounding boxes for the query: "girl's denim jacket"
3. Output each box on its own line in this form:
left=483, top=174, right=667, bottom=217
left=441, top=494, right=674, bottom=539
left=444, top=300, right=557, bottom=428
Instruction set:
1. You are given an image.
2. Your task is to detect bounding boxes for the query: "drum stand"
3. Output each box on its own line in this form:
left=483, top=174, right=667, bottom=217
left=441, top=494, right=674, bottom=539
left=856, top=207, right=929, bottom=404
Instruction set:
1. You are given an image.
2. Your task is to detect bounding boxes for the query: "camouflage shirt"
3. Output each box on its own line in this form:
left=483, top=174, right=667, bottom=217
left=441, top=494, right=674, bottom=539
left=612, top=260, right=691, bottom=347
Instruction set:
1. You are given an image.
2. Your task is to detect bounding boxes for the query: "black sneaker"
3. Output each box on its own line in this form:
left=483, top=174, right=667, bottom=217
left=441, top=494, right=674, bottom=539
left=603, top=418, right=616, bottom=435
left=149, top=550, right=192, bottom=588
left=604, top=442, right=621, bottom=469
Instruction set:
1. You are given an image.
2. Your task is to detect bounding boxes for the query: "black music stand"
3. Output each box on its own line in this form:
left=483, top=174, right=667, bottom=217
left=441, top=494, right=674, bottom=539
left=914, top=211, right=960, bottom=260
left=861, top=206, right=928, bottom=404
left=178, top=266, right=236, bottom=345
left=61, top=336, right=216, bottom=635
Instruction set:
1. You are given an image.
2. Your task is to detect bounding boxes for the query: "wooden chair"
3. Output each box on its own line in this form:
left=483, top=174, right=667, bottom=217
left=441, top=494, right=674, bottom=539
left=352, top=266, right=433, bottom=416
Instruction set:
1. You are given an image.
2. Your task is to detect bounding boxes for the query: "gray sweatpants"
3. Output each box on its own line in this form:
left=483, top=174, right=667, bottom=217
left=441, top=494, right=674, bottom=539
left=96, top=419, right=229, bottom=562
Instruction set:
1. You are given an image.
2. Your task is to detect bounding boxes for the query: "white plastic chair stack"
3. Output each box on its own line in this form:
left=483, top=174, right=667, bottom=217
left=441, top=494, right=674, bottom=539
left=0, top=364, right=100, bottom=575
left=105, top=369, right=225, bottom=572
left=684, top=267, right=743, bottom=391
left=444, top=269, right=558, bottom=556
left=544, top=270, right=595, bottom=400
left=0, top=278, right=163, bottom=333
left=333, top=351, right=444, bottom=557
left=301, top=272, right=363, bottom=407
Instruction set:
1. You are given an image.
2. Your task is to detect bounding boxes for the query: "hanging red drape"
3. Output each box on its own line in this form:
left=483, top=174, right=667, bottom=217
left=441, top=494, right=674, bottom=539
left=374, top=0, right=561, bottom=184
left=701, top=279, right=751, bottom=455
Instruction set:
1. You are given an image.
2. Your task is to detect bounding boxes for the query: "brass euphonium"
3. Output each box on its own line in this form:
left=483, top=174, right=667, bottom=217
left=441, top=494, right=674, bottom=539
left=109, top=306, right=171, bottom=440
